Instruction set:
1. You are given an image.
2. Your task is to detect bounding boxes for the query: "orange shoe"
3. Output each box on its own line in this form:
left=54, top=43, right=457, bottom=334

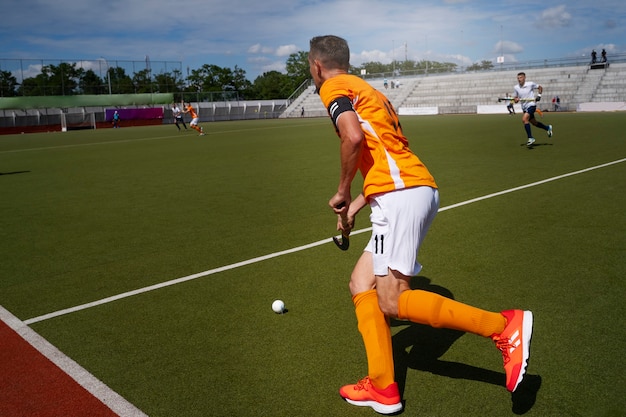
left=492, top=310, right=533, bottom=392
left=339, top=376, right=402, bottom=414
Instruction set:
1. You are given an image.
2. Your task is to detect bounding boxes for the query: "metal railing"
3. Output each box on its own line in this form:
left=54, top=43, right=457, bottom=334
left=357, top=53, right=626, bottom=80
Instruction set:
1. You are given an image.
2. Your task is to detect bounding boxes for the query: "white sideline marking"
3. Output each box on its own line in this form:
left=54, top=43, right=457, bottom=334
left=439, top=158, right=626, bottom=212
left=0, top=122, right=325, bottom=154
left=0, top=306, right=148, bottom=417
left=24, top=158, right=626, bottom=325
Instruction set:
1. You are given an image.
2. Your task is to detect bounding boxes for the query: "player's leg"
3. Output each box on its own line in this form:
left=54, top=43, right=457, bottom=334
left=339, top=252, right=401, bottom=414
left=372, top=186, right=533, bottom=393
left=190, top=119, right=201, bottom=133
left=371, top=187, right=504, bottom=335
left=522, top=111, right=535, bottom=145
left=529, top=109, right=552, bottom=136
left=397, top=287, right=533, bottom=391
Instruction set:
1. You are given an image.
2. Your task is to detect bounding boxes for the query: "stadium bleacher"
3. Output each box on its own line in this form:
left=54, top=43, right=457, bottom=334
left=282, top=63, right=626, bottom=117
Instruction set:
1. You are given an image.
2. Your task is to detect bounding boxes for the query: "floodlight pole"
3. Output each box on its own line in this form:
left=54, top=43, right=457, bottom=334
left=101, top=57, right=112, bottom=95
left=500, top=25, right=504, bottom=70
left=392, top=40, right=396, bottom=75
left=425, top=36, right=428, bottom=76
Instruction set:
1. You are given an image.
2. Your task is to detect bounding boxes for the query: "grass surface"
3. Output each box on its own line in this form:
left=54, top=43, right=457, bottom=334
left=1, top=113, right=625, bottom=416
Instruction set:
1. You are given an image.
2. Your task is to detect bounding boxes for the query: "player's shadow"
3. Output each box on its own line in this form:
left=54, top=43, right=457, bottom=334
left=0, top=170, right=30, bottom=176
left=521, top=143, right=553, bottom=149
left=391, top=276, right=541, bottom=414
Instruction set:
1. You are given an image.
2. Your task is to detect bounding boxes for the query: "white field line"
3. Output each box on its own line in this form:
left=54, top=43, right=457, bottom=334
left=0, top=306, right=148, bottom=417
left=0, top=122, right=325, bottom=154
left=24, top=158, right=626, bottom=325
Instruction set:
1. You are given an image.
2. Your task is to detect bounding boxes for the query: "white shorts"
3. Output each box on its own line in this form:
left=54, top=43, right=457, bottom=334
left=190, top=117, right=199, bottom=126
left=365, top=186, right=439, bottom=277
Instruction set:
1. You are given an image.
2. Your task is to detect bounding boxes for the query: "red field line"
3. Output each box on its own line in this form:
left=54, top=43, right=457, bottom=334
left=0, top=307, right=146, bottom=417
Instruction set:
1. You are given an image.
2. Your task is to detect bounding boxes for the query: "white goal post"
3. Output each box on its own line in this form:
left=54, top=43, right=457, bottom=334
left=60, top=112, right=96, bottom=132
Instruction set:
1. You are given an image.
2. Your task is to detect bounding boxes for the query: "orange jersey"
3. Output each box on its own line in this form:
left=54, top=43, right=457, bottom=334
left=186, top=104, right=198, bottom=119
left=319, top=74, right=437, bottom=199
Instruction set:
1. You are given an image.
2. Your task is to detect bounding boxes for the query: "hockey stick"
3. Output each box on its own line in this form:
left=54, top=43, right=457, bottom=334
left=333, top=231, right=350, bottom=251
left=497, top=97, right=537, bottom=102
left=332, top=202, right=350, bottom=251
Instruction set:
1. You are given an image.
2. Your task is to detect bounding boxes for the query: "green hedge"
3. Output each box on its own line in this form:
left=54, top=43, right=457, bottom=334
left=0, top=93, right=174, bottom=109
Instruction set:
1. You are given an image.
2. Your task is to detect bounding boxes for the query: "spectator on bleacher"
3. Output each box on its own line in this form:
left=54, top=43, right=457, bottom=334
left=301, top=106, right=305, bottom=117
left=172, top=103, right=187, bottom=131
left=601, top=49, right=607, bottom=63
left=591, top=49, right=597, bottom=64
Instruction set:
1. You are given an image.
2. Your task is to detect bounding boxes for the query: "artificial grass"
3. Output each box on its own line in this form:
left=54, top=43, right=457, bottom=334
left=1, top=113, right=625, bottom=416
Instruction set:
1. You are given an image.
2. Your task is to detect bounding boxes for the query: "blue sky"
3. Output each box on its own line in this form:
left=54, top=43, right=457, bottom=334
left=1, top=0, right=624, bottom=82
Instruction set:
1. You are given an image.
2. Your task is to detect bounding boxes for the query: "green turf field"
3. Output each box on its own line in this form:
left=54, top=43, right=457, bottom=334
left=1, top=112, right=625, bottom=416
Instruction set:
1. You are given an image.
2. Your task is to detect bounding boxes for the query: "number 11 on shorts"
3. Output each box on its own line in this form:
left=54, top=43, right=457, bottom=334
left=374, top=234, right=384, bottom=254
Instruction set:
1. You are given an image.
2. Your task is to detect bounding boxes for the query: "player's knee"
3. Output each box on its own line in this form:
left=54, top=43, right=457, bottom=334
left=378, top=292, right=398, bottom=318
left=349, top=275, right=374, bottom=296
left=378, top=296, right=399, bottom=317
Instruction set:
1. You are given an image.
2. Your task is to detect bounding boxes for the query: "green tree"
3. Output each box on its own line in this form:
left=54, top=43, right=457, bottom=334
left=466, top=60, right=494, bottom=71
left=109, top=67, right=134, bottom=94
left=18, top=71, right=50, bottom=96
left=45, top=62, right=84, bottom=95
left=285, top=51, right=310, bottom=89
left=230, top=65, right=252, bottom=94
left=0, top=70, right=18, bottom=97
left=154, top=69, right=185, bottom=94
left=186, top=64, right=251, bottom=100
left=79, top=69, right=105, bottom=95
left=188, top=64, right=230, bottom=92
left=358, top=61, right=389, bottom=76
left=133, top=68, right=155, bottom=93
left=250, top=71, right=293, bottom=99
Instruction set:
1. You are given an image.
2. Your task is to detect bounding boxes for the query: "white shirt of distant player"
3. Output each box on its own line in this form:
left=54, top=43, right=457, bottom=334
left=514, top=81, right=539, bottom=112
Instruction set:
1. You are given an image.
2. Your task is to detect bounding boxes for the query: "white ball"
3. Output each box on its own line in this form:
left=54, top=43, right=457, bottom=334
left=272, top=299, right=285, bottom=314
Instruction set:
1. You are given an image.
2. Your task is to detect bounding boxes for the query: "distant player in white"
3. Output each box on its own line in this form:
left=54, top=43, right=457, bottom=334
left=513, top=72, right=553, bottom=147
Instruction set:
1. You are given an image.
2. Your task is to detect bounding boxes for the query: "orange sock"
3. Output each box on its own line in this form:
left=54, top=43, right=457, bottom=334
left=397, top=290, right=506, bottom=338
left=353, top=290, right=395, bottom=389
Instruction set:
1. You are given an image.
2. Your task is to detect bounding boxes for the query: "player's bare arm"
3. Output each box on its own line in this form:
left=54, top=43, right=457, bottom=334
left=329, top=110, right=363, bottom=212
left=337, top=193, right=366, bottom=233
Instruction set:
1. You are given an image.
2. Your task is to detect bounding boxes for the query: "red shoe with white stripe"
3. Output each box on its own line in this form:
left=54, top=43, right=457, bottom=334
left=492, top=310, right=534, bottom=392
left=339, top=376, right=402, bottom=414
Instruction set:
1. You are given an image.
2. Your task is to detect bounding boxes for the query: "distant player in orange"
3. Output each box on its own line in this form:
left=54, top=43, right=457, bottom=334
left=310, top=35, right=534, bottom=414
left=182, top=102, right=205, bottom=136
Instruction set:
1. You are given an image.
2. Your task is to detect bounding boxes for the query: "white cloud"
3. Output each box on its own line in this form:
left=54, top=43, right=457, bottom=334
left=248, top=44, right=262, bottom=54
left=354, top=49, right=391, bottom=65
left=537, top=5, right=572, bottom=28
left=275, top=44, right=298, bottom=57
left=1, top=0, right=623, bottom=81
left=494, top=40, right=524, bottom=55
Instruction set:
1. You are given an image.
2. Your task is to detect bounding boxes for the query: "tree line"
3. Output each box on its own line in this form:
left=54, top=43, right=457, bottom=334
left=0, top=52, right=494, bottom=100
